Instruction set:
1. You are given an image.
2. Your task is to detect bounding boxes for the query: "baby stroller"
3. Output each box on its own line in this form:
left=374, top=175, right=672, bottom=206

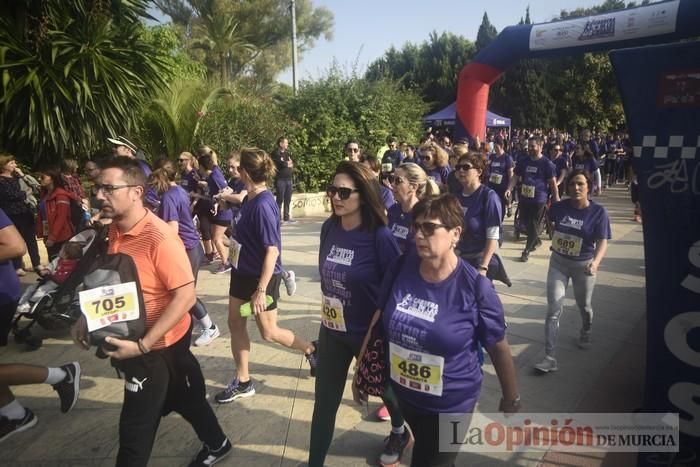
left=512, top=198, right=553, bottom=242
left=12, top=225, right=109, bottom=350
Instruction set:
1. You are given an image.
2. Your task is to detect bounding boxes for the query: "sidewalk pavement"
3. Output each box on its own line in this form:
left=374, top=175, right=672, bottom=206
left=1, top=186, right=646, bottom=466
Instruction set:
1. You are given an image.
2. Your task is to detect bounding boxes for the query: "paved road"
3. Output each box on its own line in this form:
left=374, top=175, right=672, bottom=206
left=1, top=186, right=646, bottom=466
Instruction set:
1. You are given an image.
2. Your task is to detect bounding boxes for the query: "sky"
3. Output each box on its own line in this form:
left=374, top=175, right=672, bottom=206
left=277, top=0, right=608, bottom=85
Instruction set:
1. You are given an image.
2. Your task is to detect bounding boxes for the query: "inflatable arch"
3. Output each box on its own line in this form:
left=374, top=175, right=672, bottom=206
left=455, top=0, right=700, bottom=142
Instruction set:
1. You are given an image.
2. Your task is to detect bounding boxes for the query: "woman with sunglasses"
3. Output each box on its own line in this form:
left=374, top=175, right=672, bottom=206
left=310, top=161, right=409, bottom=467
left=356, top=194, right=519, bottom=467
left=454, top=152, right=503, bottom=275
left=217, top=148, right=317, bottom=404
left=419, top=142, right=450, bottom=189
left=535, top=170, right=610, bottom=373
left=387, top=163, right=438, bottom=254
left=148, top=161, right=221, bottom=347
left=178, top=152, right=216, bottom=263
left=343, top=140, right=361, bottom=163
left=198, top=153, right=232, bottom=274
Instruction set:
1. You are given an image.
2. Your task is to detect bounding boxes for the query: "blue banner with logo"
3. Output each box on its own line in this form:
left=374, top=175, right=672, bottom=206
left=610, top=41, right=700, bottom=465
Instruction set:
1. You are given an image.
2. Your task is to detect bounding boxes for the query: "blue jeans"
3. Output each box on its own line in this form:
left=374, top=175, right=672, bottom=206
left=275, top=178, right=293, bottom=221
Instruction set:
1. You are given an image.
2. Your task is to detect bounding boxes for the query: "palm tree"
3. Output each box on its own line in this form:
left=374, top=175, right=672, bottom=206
left=0, top=0, right=171, bottom=163
left=191, top=13, right=257, bottom=85
left=138, top=79, right=230, bottom=158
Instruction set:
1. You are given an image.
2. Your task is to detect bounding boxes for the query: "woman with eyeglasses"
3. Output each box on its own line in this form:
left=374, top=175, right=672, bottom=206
left=534, top=170, right=610, bottom=374
left=387, top=163, right=438, bottom=254
left=148, top=161, right=221, bottom=347
left=454, top=152, right=503, bottom=278
left=198, top=153, right=232, bottom=274
left=355, top=194, right=519, bottom=467
left=310, top=161, right=409, bottom=467
left=419, top=142, right=450, bottom=189
left=217, top=148, right=317, bottom=404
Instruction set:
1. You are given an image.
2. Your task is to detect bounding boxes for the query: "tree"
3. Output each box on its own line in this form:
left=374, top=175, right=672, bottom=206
left=0, top=0, right=171, bottom=163
left=475, top=12, right=498, bottom=53
left=155, top=0, right=334, bottom=84
left=365, top=32, right=476, bottom=111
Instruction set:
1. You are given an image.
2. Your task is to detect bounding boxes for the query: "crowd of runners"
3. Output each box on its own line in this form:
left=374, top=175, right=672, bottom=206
left=0, top=126, right=627, bottom=466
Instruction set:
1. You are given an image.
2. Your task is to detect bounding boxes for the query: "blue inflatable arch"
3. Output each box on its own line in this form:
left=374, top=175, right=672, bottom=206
left=455, top=0, right=700, bottom=141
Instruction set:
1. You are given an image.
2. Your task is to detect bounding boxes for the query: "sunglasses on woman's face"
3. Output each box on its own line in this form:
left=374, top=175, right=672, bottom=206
left=454, top=164, right=474, bottom=172
left=388, top=175, right=406, bottom=185
left=423, top=156, right=433, bottom=161
left=412, top=221, right=449, bottom=237
left=326, top=185, right=358, bottom=200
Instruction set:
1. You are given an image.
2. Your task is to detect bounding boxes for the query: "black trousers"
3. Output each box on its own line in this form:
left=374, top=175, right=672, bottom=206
left=398, top=400, right=459, bottom=467
left=519, top=202, right=546, bottom=252
left=275, top=178, right=293, bottom=221
left=8, top=212, right=40, bottom=269
left=115, top=329, right=226, bottom=467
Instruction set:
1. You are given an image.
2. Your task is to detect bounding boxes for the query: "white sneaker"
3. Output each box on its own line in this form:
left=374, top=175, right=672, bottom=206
left=194, top=325, right=220, bottom=347
left=283, top=270, right=297, bottom=296
left=534, top=356, right=558, bottom=373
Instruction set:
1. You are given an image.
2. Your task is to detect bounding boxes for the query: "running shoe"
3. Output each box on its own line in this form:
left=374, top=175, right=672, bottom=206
left=188, top=438, right=232, bottom=467
left=0, top=409, right=38, bottom=443
left=506, top=206, right=513, bottom=218
left=375, top=405, right=390, bottom=421
left=379, top=427, right=413, bottom=466
left=213, top=263, right=232, bottom=274
left=215, top=378, right=255, bottom=404
left=520, top=250, right=529, bottom=262
left=306, top=340, right=318, bottom=377
left=534, top=356, right=558, bottom=373
left=283, top=270, right=297, bottom=296
left=53, top=362, right=81, bottom=413
left=578, top=331, right=592, bottom=350
left=202, top=253, right=215, bottom=266
left=194, top=325, right=221, bottom=347
left=16, top=268, right=26, bottom=277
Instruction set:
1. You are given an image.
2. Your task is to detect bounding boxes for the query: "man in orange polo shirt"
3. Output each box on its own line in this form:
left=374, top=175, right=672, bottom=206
left=71, top=157, right=229, bottom=467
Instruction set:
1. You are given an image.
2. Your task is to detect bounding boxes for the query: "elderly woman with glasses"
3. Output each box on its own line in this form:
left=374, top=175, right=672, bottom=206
left=310, top=161, right=410, bottom=467
left=356, top=194, right=520, bottom=467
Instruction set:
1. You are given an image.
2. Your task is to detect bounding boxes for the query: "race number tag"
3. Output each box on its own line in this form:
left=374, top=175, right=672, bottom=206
left=228, top=238, right=242, bottom=269
left=552, top=231, right=584, bottom=257
left=489, top=173, right=503, bottom=185
left=521, top=184, right=536, bottom=198
left=381, top=163, right=393, bottom=173
left=79, top=282, right=140, bottom=332
left=320, top=295, right=346, bottom=332
left=389, top=342, right=444, bottom=396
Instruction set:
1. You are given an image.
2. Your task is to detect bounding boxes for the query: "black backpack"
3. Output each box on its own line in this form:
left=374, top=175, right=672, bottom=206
left=77, top=253, right=147, bottom=351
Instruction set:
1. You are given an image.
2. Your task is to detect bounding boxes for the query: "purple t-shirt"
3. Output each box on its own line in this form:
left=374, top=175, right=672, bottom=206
left=158, top=185, right=199, bottom=250
left=227, top=178, right=247, bottom=220
left=456, top=185, right=502, bottom=256
left=551, top=155, right=569, bottom=179
left=381, top=185, right=396, bottom=210
left=424, top=166, right=451, bottom=185
left=515, top=156, right=556, bottom=204
left=571, top=156, right=598, bottom=177
left=208, top=166, right=232, bottom=221
left=0, top=208, right=21, bottom=305
left=234, top=190, right=282, bottom=276
left=487, top=153, right=513, bottom=193
left=549, top=199, right=611, bottom=261
left=180, top=169, right=199, bottom=193
left=382, top=253, right=506, bottom=414
left=319, top=220, right=400, bottom=342
left=387, top=204, right=414, bottom=254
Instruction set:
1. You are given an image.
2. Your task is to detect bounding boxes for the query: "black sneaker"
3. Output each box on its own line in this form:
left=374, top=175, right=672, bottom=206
left=379, top=427, right=413, bottom=466
left=0, top=409, right=38, bottom=443
left=188, top=438, right=232, bottom=466
left=306, top=340, right=319, bottom=377
left=52, top=361, right=81, bottom=413
left=214, top=378, right=255, bottom=404
left=520, top=250, right=529, bottom=262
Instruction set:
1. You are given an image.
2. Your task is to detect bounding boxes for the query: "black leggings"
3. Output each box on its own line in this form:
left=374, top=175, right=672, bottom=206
left=9, top=212, right=40, bottom=269
left=308, top=326, right=405, bottom=466
left=399, top=400, right=459, bottom=467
